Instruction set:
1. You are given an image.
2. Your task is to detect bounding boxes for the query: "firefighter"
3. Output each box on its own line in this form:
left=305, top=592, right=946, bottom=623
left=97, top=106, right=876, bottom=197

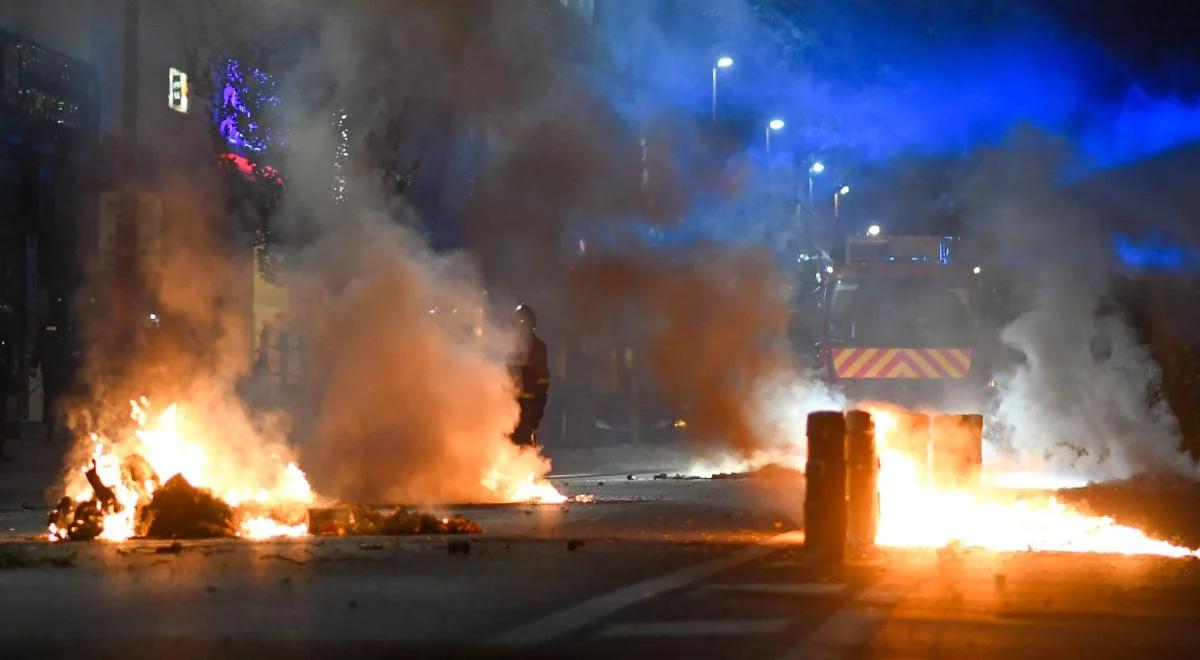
left=509, top=303, right=550, bottom=446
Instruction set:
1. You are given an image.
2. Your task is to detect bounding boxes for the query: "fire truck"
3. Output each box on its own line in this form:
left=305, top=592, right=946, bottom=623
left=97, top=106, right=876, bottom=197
left=815, top=235, right=988, bottom=412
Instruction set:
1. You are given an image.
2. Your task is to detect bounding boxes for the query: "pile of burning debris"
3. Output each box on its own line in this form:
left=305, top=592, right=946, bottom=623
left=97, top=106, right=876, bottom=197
left=49, top=466, right=246, bottom=541
left=47, top=400, right=315, bottom=542
left=48, top=463, right=484, bottom=541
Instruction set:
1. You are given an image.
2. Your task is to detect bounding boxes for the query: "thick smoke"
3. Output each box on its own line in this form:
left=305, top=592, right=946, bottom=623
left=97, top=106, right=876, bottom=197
left=60, top=164, right=303, bottom=501
left=961, top=134, right=1197, bottom=481
left=290, top=212, right=547, bottom=504
left=250, top=2, right=582, bottom=504
left=568, top=248, right=842, bottom=462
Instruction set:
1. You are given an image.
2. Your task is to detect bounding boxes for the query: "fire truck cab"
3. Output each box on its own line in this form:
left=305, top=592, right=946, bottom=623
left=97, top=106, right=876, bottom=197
left=816, top=235, right=987, bottom=412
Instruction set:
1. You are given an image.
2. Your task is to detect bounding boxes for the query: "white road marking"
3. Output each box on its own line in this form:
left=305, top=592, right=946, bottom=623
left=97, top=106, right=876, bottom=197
left=488, top=533, right=800, bottom=648
left=775, top=577, right=911, bottom=660
left=778, top=610, right=886, bottom=660
left=703, top=582, right=847, bottom=597
left=593, top=618, right=792, bottom=639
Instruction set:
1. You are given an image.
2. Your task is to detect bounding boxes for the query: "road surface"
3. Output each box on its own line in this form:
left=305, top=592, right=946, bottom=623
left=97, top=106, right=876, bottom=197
left=3, top=465, right=1200, bottom=659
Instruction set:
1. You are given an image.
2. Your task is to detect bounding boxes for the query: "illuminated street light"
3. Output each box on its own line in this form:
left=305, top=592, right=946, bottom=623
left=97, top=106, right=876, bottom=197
left=834, top=184, right=852, bottom=261
left=973, top=266, right=983, bottom=275
left=765, top=118, right=785, bottom=155
left=711, top=56, right=734, bottom=121
left=867, top=224, right=881, bottom=237
left=808, top=161, right=824, bottom=205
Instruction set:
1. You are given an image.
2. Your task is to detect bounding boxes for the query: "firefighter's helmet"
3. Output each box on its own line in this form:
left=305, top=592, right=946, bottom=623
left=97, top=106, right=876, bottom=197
left=514, top=303, right=537, bottom=329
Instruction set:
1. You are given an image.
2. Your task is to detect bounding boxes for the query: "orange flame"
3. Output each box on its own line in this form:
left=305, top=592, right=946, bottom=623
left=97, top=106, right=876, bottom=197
left=865, top=404, right=1200, bottom=558
left=51, top=399, right=313, bottom=541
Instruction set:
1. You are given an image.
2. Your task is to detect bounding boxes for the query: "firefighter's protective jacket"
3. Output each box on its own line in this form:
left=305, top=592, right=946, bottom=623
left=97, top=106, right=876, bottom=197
left=511, top=331, right=551, bottom=412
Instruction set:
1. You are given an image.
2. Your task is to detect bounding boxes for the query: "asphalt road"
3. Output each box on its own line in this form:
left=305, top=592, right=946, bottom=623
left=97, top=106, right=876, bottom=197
left=2, top=467, right=1200, bottom=659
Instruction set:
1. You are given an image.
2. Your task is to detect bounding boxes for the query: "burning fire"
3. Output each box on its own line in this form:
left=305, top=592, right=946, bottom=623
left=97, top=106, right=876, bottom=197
left=49, top=398, right=314, bottom=541
left=48, top=397, right=569, bottom=543
left=481, top=447, right=567, bottom=504
left=866, top=405, right=1200, bottom=558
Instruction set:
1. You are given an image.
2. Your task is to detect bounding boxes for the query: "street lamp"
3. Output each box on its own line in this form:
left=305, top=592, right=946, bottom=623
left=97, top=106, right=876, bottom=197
left=765, top=118, right=785, bottom=155
left=834, top=185, right=851, bottom=260
left=834, top=185, right=850, bottom=221
left=867, top=224, right=881, bottom=237
left=808, top=161, right=824, bottom=206
left=711, top=56, right=733, bottom=121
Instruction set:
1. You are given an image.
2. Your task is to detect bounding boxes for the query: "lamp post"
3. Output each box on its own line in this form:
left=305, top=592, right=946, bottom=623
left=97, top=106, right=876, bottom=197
left=765, top=118, right=785, bottom=156
left=711, top=56, right=733, bottom=121
left=834, top=185, right=850, bottom=261
left=808, top=161, right=825, bottom=206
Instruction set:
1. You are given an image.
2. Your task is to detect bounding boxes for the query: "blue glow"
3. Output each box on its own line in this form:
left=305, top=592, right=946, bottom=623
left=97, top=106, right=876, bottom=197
left=215, top=59, right=279, bottom=153
left=595, top=3, right=1200, bottom=172
left=1113, top=234, right=1197, bottom=271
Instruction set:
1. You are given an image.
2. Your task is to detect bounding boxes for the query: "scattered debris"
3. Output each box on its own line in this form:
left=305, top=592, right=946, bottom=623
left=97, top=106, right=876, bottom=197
left=21, top=501, right=34, bottom=511
left=154, top=542, right=184, bottom=555
left=358, top=542, right=384, bottom=551
left=626, top=474, right=635, bottom=480
left=309, top=504, right=482, bottom=536
left=653, top=473, right=703, bottom=480
left=140, top=475, right=236, bottom=539
left=447, top=539, right=471, bottom=555
left=567, top=539, right=585, bottom=552
left=711, top=464, right=804, bottom=481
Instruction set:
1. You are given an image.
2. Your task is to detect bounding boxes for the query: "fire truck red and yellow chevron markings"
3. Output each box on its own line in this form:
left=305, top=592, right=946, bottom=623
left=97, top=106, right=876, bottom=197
left=832, top=348, right=972, bottom=379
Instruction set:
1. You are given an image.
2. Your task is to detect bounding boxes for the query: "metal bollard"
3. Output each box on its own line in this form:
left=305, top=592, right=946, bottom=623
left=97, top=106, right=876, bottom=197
left=845, top=410, right=879, bottom=548
left=931, top=414, right=984, bottom=489
left=805, top=411, right=847, bottom=564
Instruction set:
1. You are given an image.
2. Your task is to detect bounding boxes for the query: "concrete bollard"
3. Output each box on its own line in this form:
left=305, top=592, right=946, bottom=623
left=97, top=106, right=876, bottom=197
left=845, top=410, right=879, bottom=548
left=805, top=411, right=847, bottom=564
left=931, top=414, right=984, bottom=489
